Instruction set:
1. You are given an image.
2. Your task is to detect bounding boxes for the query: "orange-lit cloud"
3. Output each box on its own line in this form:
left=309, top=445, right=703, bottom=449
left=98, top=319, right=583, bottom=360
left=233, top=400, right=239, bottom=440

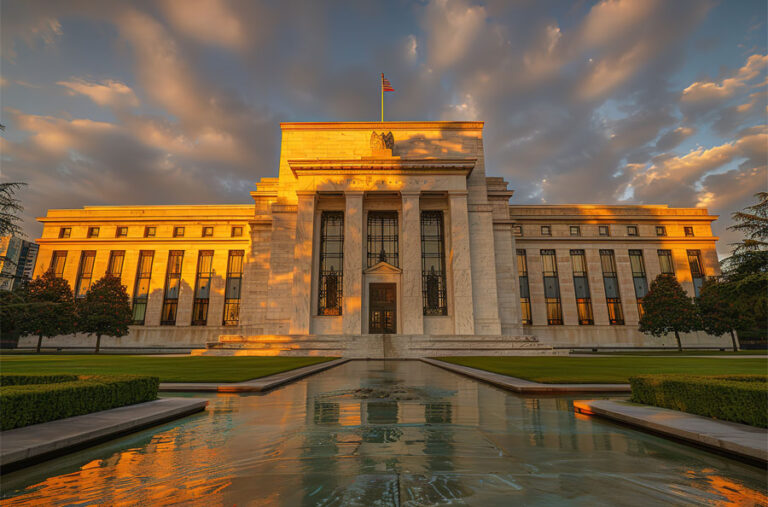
left=58, top=78, right=140, bottom=109
left=682, top=53, right=768, bottom=103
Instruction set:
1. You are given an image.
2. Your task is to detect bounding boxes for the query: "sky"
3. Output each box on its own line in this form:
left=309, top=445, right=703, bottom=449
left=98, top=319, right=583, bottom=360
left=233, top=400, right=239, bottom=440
left=1, top=0, right=766, bottom=257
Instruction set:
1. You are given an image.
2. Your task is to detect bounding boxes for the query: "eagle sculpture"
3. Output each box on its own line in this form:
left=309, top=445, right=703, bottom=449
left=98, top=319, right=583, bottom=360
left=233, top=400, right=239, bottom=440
left=370, top=131, right=395, bottom=151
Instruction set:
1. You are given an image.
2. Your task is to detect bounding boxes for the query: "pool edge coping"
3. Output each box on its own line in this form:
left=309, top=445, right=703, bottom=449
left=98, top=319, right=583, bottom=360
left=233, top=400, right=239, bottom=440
left=0, top=398, right=207, bottom=474
left=573, top=399, right=768, bottom=466
left=420, top=358, right=631, bottom=393
left=159, top=358, right=351, bottom=392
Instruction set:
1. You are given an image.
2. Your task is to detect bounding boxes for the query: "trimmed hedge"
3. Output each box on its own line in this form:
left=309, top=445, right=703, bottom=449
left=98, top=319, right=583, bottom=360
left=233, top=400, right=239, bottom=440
left=0, top=375, right=159, bottom=430
left=629, top=374, right=768, bottom=428
left=0, top=374, right=79, bottom=386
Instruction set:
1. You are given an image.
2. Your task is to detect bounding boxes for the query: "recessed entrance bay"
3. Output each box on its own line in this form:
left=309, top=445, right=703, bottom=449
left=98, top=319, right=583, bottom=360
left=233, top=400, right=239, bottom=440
left=1, top=361, right=765, bottom=505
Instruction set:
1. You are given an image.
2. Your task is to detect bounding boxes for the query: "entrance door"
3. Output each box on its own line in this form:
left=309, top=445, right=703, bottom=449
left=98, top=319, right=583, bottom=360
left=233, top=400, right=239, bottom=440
left=369, top=283, right=396, bottom=334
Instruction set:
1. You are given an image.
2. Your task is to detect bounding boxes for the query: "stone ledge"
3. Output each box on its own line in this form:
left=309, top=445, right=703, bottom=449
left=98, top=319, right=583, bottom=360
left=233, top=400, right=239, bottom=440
left=0, top=398, right=207, bottom=473
left=421, top=358, right=630, bottom=393
left=160, top=358, right=350, bottom=392
left=573, top=399, right=768, bottom=466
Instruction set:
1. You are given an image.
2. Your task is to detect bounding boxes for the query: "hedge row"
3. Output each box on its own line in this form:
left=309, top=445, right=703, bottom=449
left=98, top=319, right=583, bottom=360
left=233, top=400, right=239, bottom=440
left=0, top=375, right=159, bottom=430
left=0, top=374, right=79, bottom=386
left=629, top=374, right=768, bottom=428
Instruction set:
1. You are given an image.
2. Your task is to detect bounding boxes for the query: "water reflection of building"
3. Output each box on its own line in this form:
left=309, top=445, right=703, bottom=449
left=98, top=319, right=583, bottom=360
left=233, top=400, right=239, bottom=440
left=28, top=121, right=724, bottom=354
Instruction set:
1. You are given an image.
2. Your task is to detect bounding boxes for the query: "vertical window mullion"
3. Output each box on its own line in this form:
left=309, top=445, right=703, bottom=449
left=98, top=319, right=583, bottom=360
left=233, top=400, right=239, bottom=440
left=541, top=249, right=563, bottom=325
left=600, top=249, right=624, bottom=325
left=517, top=249, right=532, bottom=325
left=107, top=250, right=125, bottom=279
left=629, top=249, right=648, bottom=316
left=192, top=251, right=213, bottom=325
left=132, top=251, right=154, bottom=325
left=570, top=249, right=593, bottom=325
left=223, top=250, right=244, bottom=325
left=161, top=251, right=183, bottom=325
left=75, top=251, right=96, bottom=298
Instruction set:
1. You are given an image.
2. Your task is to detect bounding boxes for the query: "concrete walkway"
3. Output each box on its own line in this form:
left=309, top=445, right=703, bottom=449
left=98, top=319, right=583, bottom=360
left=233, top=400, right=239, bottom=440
left=160, top=358, right=350, bottom=393
left=1, top=397, right=207, bottom=472
left=574, top=399, right=768, bottom=465
left=421, top=358, right=630, bottom=393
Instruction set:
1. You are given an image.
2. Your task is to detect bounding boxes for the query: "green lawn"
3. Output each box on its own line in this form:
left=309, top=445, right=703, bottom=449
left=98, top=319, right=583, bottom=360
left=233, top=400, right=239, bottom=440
left=438, top=356, right=768, bottom=384
left=0, top=355, right=335, bottom=383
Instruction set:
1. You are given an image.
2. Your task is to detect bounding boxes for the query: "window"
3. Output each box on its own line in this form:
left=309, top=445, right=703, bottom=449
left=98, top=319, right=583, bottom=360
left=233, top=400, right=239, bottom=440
left=173, top=226, right=185, bottom=238
left=517, top=249, right=532, bottom=325
left=202, top=227, right=213, bottom=237
left=116, top=227, right=128, bottom=238
left=684, top=226, right=694, bottom=237
left=107, top=250, right=125, bottom=279
left=629, top=250, right=648, bottom=317
left=161, top=251, right=184, bottom=325
left=600, top=250, right=624, bottom=325
left=570, top=250, right=593, bottom=325
left=231, top=226, right=243, bottom=237
left=74, top=251, right=96, bottom=298
left=367, top=211, right=398, bottom=267
left=59, top=228, right=71, bottom=238
left=49, top=251, right=67, bottom=278
left=513, top=225, right=523, bottom=236
left=318, top=212, right=344, bottom=316
left=132, top=251, right=154, bottom=325
left=656, top=226, right=667, bottom=236
left=687, top=250, right=704, bottom=297
left=223, top=250, right=244, bottom=325
left=599, top=225, right=610, bottom=236
left=541, top=249, right=563, bottom=325
left=658, top=249, right=675, bottom=275
left=627, top=225, right=638, bottom=236
left=570, top=226, right=581, bottom=237
left=541, top=225, right=552, bottom=236
left=87, top=227, right=100, bottom=238
left=144, top=226, right=156, bottom=238
left=192, top=251, right=214, bottom=325
left=421, top=211, right=447, bottom=316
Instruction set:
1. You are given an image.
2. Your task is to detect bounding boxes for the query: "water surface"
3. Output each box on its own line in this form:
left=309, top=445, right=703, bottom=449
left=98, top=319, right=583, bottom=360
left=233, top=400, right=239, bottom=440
left=2, top=360, right=766, bottom=505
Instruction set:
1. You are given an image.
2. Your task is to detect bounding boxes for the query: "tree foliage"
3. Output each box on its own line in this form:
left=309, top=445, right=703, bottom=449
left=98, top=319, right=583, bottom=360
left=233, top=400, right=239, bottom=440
left=0, top=288, right=28, bottom=347
left=22, top=271, right=76, bottom=353
left=638, top=274, right=700, bottom=351
left=77, top=274, right=132, bottom=353
left=697, top=278, right=741, bottom=351
left=0, top=182, right=26, bottom=237
left=729, top=191, right=768, bottom=253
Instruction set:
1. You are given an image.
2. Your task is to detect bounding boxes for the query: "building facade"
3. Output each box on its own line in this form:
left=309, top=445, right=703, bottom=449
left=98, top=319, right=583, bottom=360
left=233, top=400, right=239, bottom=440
left=25, top=121, right=724, bottom=355
left=0, top=236, right=39, bottom=291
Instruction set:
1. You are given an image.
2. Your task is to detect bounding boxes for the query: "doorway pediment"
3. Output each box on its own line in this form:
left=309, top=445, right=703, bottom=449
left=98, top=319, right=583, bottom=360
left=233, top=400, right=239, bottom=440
left=364, top=261, right=402, bottom=275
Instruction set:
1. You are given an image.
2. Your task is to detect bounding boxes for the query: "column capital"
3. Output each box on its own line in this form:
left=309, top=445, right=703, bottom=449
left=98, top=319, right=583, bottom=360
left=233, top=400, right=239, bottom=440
left=344, top=190, right=365, bottom=197
left=447, top=190, right=469, bottom=197
left=295, top=190, right=318, bottom=201
left=400, top=191, right=421, bottom=198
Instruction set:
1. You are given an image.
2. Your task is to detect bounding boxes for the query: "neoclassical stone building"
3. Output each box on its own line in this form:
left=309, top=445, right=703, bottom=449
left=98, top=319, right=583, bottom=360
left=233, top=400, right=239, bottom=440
left=26, top=121, right=724, bottom=356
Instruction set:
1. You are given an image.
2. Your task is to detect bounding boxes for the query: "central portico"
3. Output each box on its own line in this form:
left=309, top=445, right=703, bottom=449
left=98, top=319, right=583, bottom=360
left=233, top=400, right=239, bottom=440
left=200, top=120, right=538, bottom=356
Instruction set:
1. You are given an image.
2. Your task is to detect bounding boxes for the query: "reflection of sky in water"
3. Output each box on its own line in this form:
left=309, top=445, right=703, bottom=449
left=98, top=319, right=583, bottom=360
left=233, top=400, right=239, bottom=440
left=1, top=360, right=765, bottom=506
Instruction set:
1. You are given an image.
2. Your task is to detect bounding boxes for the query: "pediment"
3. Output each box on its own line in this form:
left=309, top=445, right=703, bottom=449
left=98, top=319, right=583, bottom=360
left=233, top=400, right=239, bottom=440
left=364, top=261, right=402, bottom=274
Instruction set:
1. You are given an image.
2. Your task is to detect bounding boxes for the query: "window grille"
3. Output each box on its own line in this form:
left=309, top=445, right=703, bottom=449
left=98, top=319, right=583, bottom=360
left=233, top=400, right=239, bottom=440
left=421, top=211, right=447, bottom=315
left=319, top=212, right=344, bottom=315
left=367, top=211, right=398, bottom=267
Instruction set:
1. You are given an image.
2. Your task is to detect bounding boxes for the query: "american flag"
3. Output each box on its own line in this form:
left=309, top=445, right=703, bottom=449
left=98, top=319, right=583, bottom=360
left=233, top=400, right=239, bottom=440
left=381, top=73, right=394, bottom=92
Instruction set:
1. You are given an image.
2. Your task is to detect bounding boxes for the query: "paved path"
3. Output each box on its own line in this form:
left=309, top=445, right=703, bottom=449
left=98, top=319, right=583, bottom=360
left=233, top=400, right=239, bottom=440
left=421, top=358, right=630, bottom=393
left=160, top=358, right=350, bottom=392
left=1, top=398, right=207, bottom=472
left=574, top=399, right=768, bottom=465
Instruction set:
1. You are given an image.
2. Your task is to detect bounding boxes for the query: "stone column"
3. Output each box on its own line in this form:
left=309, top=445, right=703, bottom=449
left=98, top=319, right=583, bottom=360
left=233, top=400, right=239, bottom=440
left=400, top=192, right=423, bottom=335
left=343, top=192, right=364, bottom=335
left=448, top=191, right=475, bottom=334
left=290, top=192, right=316, bottom=335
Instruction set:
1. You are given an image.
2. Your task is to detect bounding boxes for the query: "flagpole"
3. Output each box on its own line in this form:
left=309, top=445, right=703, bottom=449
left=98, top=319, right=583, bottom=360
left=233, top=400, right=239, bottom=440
left=380, top=73, right=384, bottom=122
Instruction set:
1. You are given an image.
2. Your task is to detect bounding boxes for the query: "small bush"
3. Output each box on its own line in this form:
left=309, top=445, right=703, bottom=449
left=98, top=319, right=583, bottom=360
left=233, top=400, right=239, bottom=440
left=0, top=375, right=159, bottom=430
left=629, top=374, right=768, bottom=428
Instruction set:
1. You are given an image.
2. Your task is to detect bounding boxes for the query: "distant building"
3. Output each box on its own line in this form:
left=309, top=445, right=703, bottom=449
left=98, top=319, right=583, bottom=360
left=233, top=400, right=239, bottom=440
left=27, top=121, right=724, bottom=355
left=0, top=236, right=38, bottom=291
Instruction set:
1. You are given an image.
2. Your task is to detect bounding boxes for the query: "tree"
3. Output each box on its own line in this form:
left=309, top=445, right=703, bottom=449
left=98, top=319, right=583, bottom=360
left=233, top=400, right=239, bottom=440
left=0, top=288, right=28, bottom=348
left=0, top=182, right=26, bottom=237
left=78, top=274, right=132, bottom=353
left=23, top=270, right=76, bottom=353
left=638, top=274, right=700, bottom=351
left=729, top=191, right=768, bottom=253
left=697, top=278, right=741, bottom=351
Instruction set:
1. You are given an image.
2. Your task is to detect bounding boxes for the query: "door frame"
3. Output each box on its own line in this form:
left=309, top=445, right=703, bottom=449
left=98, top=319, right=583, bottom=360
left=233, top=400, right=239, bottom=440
left=368, top=282, right=397, bottom=334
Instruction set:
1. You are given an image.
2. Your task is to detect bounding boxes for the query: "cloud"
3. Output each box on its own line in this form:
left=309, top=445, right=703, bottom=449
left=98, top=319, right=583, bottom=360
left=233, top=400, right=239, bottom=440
left=655, top=126, right=695, bottom=151
left=158, top=0, right=249, bottom=50
left=682, top=53, right=768, bottom=103
left=423, top=0, right=487, bottom=70
left=58, top=78, right=140, bottom=109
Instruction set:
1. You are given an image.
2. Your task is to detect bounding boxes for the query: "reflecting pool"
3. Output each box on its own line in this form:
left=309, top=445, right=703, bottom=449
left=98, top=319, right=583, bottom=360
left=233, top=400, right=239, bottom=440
left=2, top=360, right=766, bottom=505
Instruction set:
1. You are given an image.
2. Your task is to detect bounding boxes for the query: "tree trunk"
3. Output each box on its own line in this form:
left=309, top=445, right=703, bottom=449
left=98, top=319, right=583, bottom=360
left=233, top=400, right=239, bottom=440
left=95, top=334, right=101, bottom=354
left=36, top=335, right=43, bottom=354
left=674, top=330, right=682, bottom=352
left=730, top=329, right=738, bottom=352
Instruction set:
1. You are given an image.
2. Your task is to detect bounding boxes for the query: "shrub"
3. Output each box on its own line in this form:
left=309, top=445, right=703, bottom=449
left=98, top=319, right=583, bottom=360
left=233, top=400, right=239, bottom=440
left=0, top=375, right=159, bottom=430
left=0, top=374, right=79, bottom=386
left=629, top=374, right=768, bottom=428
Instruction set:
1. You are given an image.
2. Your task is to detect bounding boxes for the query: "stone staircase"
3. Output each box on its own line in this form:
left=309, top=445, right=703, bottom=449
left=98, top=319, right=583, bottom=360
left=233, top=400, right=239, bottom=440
left=192, top=333, right=563, bottom=358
